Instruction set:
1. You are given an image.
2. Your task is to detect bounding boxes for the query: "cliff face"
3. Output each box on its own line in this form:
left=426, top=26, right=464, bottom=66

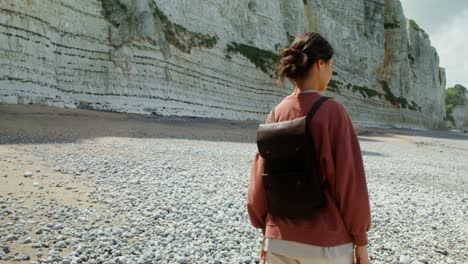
left=0, top=0, right=447, bottom=128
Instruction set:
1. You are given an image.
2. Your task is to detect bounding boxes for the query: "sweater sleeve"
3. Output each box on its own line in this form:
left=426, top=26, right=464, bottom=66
left=247, top=149, right=267, bottom=231
left=329, top=102, right=371, bottom=246
left=246, top=110, right=274, bottom=232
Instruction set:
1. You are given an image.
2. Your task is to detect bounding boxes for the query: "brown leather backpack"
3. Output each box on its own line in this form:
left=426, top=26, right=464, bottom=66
left=256, top=96, right=331, bottom=218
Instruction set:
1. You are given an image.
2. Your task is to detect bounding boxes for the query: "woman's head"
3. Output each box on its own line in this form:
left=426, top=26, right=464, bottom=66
left=274, top=32, right=335, bottom=92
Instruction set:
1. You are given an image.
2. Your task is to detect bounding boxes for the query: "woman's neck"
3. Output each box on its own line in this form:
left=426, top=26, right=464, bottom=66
left=292, top=78, right=321, bottom=95
left=292, top=86, right=320, bottom=96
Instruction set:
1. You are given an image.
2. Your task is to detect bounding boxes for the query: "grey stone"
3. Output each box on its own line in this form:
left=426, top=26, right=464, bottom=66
left=6, top=235, right=18, bottom=241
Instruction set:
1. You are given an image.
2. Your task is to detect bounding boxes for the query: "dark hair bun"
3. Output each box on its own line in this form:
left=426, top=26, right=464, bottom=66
left=278, top=47, right=309, bottom=80
left=274, top=32, right=334, bottom=85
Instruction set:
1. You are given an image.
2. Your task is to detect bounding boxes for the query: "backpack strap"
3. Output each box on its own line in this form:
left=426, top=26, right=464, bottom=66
left=305, top=96, right=331, bottom=134
left=304, top=96, right=332, bottom=187
left=269, top=95, right=331, bottom=125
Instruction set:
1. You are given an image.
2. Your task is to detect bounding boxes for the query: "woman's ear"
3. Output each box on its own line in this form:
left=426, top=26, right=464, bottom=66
left=317, top=59, right=324, bottom=70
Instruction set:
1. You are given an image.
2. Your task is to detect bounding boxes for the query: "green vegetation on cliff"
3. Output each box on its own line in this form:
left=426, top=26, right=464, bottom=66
left=380, top=81, right=421, bottom=111
left=408, top=19, right=427, bottom=36
left=445, top=84, right=467, bottom=124
left=149, top=0, right=218, bottom=53
left=327, top=80, right=421, bottom=112
left=99, top=0, right=127, bottom=27
left=350, top=84, right=380, bottom=98
left=99, top=0, right=218, bottom=53
left=226, top=42, right=280, bottom=75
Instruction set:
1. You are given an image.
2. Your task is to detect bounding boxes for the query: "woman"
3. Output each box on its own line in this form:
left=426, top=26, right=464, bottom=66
left=247, top=32, right=371, bottom=264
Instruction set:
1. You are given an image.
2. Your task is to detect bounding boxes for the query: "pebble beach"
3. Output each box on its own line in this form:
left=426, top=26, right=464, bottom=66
left=0, top=104, right=467, bottom=264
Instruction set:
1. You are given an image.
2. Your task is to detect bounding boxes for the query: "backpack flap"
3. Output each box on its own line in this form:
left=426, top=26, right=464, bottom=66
left=256, top=116, right=308, bottom=171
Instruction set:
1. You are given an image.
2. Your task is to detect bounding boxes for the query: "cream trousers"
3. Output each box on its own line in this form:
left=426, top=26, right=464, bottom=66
left=266, top=251, right=354, bottom=264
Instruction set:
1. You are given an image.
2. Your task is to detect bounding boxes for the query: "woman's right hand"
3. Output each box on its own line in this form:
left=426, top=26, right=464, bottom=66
left=355, top=245, right=370, bottom=264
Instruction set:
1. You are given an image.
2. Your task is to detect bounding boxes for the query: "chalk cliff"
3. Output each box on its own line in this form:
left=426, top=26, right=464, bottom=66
left=0, top=0, right=447, bottom=128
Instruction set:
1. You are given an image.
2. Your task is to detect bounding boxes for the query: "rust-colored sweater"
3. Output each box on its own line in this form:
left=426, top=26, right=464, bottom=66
left=247, top=91, right=371, bottom=249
